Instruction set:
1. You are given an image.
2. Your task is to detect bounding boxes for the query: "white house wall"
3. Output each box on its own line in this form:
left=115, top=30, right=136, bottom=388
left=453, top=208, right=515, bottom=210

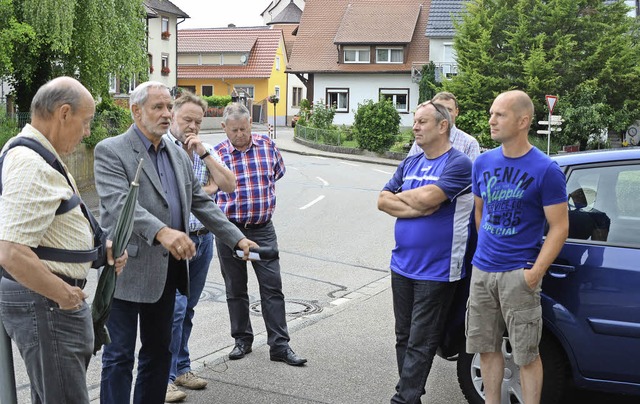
left=314, top=73, right=419, bottom=127
left=148, top=15, right=178, bottom=89
left=288, top=73, right=305, bottom=122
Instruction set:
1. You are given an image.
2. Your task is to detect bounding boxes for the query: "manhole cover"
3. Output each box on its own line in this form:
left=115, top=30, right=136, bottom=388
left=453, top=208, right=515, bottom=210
left=249, top=299, right=323, bottom=317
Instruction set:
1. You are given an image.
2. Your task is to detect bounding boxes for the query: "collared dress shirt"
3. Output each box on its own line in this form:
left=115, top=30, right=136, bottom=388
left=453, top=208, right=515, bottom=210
left=0, top=124, right=93, bottom=278
left=214, top=133, right=285, bottom=224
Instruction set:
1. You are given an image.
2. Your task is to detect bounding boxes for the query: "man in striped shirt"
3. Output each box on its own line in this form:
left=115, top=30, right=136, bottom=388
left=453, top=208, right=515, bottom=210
left=163, top=93, right=236, bottom=402
left=407, top=91, right=480, bottom=161
left=214, top=103, right=306, bottom=367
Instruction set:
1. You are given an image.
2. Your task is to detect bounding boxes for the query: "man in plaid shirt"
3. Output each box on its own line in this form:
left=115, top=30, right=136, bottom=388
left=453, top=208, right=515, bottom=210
left=214, top=103, right=307, bottom=367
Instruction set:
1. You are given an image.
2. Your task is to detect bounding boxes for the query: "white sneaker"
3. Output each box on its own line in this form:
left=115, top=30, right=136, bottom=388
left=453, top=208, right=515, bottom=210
left=175, top=370, right=208, bottom=390
left=165, top=383, right=186, bottom=403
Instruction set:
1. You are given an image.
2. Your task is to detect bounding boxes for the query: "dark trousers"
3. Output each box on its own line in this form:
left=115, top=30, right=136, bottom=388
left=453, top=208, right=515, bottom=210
left=215, top=221, right=290, bottom=354
left=100, top=261, right=179, bottom=404
left=390, top=271, right=458, bottom=404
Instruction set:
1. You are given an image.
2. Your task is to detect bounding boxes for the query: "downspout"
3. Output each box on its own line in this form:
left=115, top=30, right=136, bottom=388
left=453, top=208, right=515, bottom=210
left=176, top=17, right=186, bottom=95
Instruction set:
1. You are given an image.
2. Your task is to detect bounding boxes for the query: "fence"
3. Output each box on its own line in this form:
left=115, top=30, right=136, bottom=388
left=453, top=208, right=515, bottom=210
left=295, top=125, right=344, bottom=146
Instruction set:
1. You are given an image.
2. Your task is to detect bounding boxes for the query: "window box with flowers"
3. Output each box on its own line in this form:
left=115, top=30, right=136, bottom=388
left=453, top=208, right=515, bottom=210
left=149, top=66, right=154, bottom=74
left=161, top=66, right=170, bottom=76
left=161, top=31, right=171, bottom=40
left=268, top=94, right=279, bottom=104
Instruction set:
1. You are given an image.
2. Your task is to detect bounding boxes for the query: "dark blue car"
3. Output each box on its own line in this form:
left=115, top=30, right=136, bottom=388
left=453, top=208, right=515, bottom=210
left=446, top=147, right=640, bottom=404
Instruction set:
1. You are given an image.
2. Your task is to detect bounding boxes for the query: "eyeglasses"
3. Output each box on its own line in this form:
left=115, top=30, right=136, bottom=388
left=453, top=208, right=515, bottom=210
left=417, top=101, right=448, bottom=121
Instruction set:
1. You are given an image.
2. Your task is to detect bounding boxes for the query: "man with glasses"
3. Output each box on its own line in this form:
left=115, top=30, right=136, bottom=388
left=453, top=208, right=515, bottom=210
left=408, top=92, right=480, bottom=161
left=378, top=101, right=473, bottom=404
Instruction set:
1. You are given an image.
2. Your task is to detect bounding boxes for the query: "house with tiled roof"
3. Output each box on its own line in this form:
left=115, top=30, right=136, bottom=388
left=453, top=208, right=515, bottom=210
left=425, top=0, right=466, bottom=80
left=176, top=27, right=288, bottom=125
left=109, top=0, right=188, bottom=96
left=287, top=0, right=429, bottom=127
left=261, top=0, right=306, bottom=24
left=267, top=0, right=306, bottom=123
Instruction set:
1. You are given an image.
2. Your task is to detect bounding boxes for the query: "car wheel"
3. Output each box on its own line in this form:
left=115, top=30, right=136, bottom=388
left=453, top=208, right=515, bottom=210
left=457, top=335, right=569, bottom=404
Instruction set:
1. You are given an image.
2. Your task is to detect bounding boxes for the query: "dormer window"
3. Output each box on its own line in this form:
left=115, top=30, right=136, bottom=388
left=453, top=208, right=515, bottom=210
left=344, top=47, right=370, bottom=63
left=376, top=47, right=403, bottom=63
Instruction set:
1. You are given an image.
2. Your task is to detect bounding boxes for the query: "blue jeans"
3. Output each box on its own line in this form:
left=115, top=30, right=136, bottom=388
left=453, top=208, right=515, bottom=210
left=100, top=262, right=179, bottom=404
left=169, top=232, right=213, bottom=382
left=0, top=277, right=93, bottom=404
left=390, top=271, right=458, bottom=404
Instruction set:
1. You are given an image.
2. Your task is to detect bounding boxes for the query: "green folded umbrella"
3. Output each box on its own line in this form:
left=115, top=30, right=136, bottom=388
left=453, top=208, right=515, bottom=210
left=91, top=158, right=143, bottom=354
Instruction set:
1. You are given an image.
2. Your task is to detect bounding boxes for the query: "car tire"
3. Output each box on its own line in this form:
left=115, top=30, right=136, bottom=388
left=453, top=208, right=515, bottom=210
left=457, top=335, right=569, bottom=404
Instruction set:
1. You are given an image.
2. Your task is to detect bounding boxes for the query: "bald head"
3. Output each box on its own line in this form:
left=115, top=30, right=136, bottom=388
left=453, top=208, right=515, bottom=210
left=497, top=90, right=534, bottom=125
left=30, top=77, right=93, bottom=121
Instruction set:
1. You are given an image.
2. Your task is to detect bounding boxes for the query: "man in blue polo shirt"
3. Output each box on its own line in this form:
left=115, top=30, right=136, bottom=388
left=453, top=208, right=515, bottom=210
left=466, top=90, right=568, bottom=404
left=378, top=101, right=473, bottom=404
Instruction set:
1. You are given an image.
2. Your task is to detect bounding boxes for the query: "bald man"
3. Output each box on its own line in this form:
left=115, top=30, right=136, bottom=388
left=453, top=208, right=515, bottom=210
left=0, top=77, right=127, bottom=403
left=466, top=90, right=568, bottom=404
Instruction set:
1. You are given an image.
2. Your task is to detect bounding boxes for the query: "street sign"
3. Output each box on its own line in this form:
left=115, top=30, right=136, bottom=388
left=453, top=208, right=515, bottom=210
left=537, top=130, right=550, bottom=135
left=538, top=121, right=563, bottom=127
left=546, top=95, right=558, bottom=114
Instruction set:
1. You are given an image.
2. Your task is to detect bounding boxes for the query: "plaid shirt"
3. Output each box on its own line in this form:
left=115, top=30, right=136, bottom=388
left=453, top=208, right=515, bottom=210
left=214, top=133, right=285, bottom=224
left=164, top=132, right=226, bottom=232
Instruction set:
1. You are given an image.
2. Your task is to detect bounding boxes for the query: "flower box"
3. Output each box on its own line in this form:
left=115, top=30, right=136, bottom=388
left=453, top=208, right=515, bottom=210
left=161, top=31, right=171, bottom=40
left=161, top=66, right=170, bottom=76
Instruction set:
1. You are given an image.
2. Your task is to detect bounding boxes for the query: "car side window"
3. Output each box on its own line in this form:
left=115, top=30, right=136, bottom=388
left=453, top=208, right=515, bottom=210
left=566, top=164, right=640, bottom=247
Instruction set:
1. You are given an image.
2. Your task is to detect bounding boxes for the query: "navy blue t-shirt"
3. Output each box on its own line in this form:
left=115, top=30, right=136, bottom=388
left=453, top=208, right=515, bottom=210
left=383, top=148, right=473, bottom=281
left=472, top=146, right=567, bottom=272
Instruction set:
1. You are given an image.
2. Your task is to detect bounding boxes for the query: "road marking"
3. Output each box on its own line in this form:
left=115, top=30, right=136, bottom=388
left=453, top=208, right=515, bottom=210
left=313, top=156, right=328, bottom=160
left=316, top=176, right=329, bottom=186
left=340, top=161, right=359, bottom=167
left=299, top=195, right=325, bottom=210
left=288, top=166, right=300, bottom=171
left=374, top=169, right=393, bottom=175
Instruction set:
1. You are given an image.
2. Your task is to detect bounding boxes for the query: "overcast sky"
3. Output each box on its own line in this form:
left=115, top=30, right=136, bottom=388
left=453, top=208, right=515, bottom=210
left=171, top=0, right=269, bottom=29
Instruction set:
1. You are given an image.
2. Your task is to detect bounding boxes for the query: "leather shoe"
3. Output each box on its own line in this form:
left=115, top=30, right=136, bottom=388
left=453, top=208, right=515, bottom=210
left=270, top=348, right=307, bottom=366
left=228, top=342, right=252, bottom=360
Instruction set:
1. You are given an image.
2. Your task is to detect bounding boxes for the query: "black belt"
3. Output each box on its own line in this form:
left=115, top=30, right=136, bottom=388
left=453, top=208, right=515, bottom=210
left=1, top=269, right=87, bottom=290
left=230, top=220, right=271, bottom=229
left=189, top=228, right=210, bottom=236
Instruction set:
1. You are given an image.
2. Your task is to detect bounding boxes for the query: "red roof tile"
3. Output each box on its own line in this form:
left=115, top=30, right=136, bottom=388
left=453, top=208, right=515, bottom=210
left=334, top=2, right=420, bottom=44
left=288, top=0, right=429, bottom=74
left=177, top=27, right=283, bottom=79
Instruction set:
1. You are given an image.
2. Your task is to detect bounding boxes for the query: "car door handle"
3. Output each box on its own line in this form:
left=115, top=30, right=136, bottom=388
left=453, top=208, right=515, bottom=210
left=547, top=263, right=576, bottom=279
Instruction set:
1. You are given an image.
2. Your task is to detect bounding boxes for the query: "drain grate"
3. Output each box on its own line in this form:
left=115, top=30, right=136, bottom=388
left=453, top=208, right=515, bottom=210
left=249, top=299, right=323, bottom=317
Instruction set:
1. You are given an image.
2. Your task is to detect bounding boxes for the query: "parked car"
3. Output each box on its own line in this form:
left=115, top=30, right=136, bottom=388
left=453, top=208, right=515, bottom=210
left=441, top=148, right=640, bottom=404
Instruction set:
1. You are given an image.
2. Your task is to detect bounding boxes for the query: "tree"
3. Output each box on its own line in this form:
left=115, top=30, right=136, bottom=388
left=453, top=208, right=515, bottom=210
left=418, top=62, right=439, bottom=103
left=0, top=0, right=35, bottom=78
left=445, top=0, right=640, bottom=148
left=9, top=0, right=148, bottom=112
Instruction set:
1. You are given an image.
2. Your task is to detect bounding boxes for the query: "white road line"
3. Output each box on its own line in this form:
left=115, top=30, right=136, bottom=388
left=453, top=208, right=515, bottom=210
left=299, top=195, right=325, bottom=210
left=313, top=156, right=328, bottom=160
left=374, top=169, right=393, bottom=175
left=316, top=176, right=329, bottom=186
left=340, top=161, right=359, bottom=167
left=288, top=166, right=300, bottom=171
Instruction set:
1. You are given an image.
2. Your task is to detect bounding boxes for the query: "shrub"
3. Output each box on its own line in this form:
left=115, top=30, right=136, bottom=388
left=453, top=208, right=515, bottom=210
left=309, top=100, right=336, bottom=130
left=353, top=98, right=400, bottom=153
left=202, top=95, right=232, bottom=108
left=0, top=109, right=18, bottom=150
left=84, top=98, right=132, bottom=148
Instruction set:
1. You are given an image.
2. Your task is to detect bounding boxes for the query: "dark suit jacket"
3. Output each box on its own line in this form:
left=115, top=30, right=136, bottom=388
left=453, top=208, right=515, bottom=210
left=94, top=126, right=244, bottom=303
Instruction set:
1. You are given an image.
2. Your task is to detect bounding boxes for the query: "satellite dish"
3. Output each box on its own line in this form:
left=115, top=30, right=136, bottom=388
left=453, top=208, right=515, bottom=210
left=240, top=55, right=247, bottom=64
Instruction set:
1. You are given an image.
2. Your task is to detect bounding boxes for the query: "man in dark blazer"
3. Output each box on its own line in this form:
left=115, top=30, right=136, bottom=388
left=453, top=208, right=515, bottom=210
left=94, top=81, right=257, bottom=404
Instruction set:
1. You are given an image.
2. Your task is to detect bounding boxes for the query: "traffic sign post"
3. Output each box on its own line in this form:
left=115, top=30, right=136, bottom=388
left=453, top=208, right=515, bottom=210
left=544, top=95, right=559, bottom=155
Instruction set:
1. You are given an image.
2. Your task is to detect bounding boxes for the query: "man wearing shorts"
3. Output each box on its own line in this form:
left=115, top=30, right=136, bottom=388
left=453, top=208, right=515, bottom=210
left=466, top=90, right=568, bottom=404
